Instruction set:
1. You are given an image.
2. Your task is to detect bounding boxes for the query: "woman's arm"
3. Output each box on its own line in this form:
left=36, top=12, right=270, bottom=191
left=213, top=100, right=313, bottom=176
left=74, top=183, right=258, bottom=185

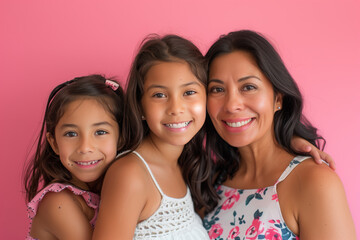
left=291, top=136, right=336, bottom=170
left=92, top=156, right=148, bottom=240
left=297, top=162, right=356, bottom=239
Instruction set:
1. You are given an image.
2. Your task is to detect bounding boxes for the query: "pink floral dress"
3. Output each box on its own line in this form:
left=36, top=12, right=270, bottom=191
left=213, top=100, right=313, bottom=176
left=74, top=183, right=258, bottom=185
left=26, top=183, right=100, bottom=240
left=203, top=156, right=311, bottom=240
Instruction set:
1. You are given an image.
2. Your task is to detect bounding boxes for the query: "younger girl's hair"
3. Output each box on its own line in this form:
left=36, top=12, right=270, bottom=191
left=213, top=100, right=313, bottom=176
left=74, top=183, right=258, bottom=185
left=124, top=34, right=216, bottom=210
left=203, top=30, right=325, bottom=211
left=24, top=74, right=125, bottom=202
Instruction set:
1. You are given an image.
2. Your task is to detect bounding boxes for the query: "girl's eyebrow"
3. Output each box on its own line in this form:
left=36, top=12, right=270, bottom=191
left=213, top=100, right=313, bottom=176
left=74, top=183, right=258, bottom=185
left=146, top=81, right=201, bottom=90
left=59, top=121, right=113, bottom=129
left=181, top=81, right=202, bottom=87
left=208, top=75, right=261, bottom=84
left=59, top=124, right=78, bottom=129
left=93, top=121, right=114, bottom=127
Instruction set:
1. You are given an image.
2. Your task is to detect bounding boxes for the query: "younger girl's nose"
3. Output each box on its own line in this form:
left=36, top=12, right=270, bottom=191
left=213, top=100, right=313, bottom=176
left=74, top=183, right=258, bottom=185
left=77, top=136, right=94, bottom=154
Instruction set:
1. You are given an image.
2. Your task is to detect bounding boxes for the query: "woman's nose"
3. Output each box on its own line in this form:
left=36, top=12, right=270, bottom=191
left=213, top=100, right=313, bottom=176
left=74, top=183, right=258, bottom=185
left=223, top=89, right=244, bottom=113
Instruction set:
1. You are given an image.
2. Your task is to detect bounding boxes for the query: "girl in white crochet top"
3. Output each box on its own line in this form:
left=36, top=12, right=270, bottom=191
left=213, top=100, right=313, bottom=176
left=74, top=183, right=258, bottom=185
left=93, top=34, right=211, bottom=239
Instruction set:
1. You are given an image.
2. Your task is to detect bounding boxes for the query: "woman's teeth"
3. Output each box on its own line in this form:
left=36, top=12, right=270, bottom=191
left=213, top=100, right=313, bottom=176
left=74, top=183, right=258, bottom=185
left=226, top=119, right=252, bottom=127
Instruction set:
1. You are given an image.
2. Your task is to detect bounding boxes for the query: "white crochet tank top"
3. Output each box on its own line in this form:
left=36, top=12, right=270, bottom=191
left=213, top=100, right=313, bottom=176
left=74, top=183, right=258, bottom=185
left=132, top=151, right=210, bottom=240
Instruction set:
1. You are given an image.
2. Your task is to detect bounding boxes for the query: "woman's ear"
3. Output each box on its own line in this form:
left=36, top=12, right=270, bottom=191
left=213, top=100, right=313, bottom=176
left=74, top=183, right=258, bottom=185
left=274, top=93, right=283, bottom=112
left=46, top=132, right=59, bottom=155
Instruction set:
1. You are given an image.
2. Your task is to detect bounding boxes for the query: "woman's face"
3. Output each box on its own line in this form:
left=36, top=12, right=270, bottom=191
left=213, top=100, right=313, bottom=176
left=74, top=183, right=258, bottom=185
left=207, top=50, right=282, bottom=148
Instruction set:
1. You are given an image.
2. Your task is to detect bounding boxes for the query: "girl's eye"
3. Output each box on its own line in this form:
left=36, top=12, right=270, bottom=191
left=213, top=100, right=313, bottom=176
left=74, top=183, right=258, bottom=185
left=64, top=131, right=77, bottom=137
left=184, top=90, right=196, bottom=96
left=208, top=86, right=224, bottom=93
left=152, top=93, right=166, bottom=98
left=242, top=85, right=257, bottom=91
left=95, top=130, right=108, bottom=136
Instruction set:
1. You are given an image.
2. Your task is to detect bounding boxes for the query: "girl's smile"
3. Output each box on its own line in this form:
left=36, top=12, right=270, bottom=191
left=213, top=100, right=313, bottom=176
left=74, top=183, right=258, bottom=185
left=141, top=61, right=206, bottom=147
left=47, top=98, right=119, bottom=184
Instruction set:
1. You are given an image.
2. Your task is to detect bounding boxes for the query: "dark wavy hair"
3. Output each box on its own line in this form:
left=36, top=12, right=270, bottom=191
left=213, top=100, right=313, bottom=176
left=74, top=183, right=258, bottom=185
left=203, top=30, right=325, bottom=211
left=124, top=34, right=215, bottom=210
left=23, top=75, right=125, bottom=202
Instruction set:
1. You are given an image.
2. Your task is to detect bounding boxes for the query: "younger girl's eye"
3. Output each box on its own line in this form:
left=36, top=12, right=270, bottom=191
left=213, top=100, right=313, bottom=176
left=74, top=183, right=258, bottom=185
left=95, top=130, right=108, bottom=136
left=152, top=92, right=166, bottom=98
left=184, top=90, right=196, bottom=96
left=64, top=131, right=77, bottom=137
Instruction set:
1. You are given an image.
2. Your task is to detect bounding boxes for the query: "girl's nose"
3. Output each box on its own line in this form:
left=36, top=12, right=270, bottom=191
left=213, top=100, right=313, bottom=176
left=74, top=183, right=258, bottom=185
left=77, top=136, right=94, bottom=154
left=166, top=97, right=185, bottom=116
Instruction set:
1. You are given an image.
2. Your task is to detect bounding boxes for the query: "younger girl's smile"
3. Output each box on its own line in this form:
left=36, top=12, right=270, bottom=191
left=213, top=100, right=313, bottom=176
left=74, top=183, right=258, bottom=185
left=47, top=98, right=119, bottom=183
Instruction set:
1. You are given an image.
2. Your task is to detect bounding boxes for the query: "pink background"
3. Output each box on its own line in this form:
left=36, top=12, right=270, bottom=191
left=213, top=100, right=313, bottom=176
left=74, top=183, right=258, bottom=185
left=1, top=0, right=359, bottom=238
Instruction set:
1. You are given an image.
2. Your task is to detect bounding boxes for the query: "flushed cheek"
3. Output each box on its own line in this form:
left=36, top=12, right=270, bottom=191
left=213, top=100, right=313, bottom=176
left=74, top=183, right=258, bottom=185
left=252, top=97, right=269, bottom=109
left=191, top=101, right=207, bottom=120
left=207, top=99, right=222, bottom=120
left=250, top=98, right=274, bottom=118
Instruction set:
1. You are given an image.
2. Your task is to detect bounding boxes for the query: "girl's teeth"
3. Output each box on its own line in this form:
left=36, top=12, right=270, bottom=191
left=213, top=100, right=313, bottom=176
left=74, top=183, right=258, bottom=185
left=165, top=121, right=190, bottom=128
left=226, top=119, right=252, bottom=127
left=77, top=160, right=99, bottom=166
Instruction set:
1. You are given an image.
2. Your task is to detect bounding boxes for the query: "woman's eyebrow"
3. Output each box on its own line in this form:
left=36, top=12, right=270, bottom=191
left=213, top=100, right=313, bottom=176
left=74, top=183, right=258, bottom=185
left=238, top=75, right=261, bottom=82
left=208, top=75, right=261, bottom=84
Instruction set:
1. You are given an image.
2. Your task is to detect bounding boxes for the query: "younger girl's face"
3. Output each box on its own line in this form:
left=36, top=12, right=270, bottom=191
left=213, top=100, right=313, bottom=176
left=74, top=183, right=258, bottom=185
left=47, top=98, right=119, bottom=186
left=141, top=61, right=207, bottom=147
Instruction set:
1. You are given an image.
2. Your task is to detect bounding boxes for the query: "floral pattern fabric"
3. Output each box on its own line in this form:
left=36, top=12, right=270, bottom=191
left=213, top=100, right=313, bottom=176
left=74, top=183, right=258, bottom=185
left=203, top=156, right=310, bottom=240
left=26, top=183, right=100, bottom=240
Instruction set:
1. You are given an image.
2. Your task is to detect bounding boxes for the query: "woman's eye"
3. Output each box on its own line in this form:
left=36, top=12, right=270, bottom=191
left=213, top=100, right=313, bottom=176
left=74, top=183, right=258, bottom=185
left=208, top=86, right=224, bottom=93
left=152, top=93, right=166, bottom=98
left=242, top=85, right=256, bottom=91
left=64, top=131, right=77, bottom=137
left=95, top=130, right=108, bottom=136
left=184, top=90, right=196, bottom=96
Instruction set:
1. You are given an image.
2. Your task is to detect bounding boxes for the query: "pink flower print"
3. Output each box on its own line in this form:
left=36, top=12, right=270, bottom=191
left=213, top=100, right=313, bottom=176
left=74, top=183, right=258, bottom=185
left=224, top=189, right=238, bottom=197
left=208, top=224, right=223, bottom=239
left=227, top=226, right=240, bottom=239
left=265, top=227, right=282, bottom=240
left=245, top=218, right=264, bottom=239
left=272, top=194, right=278, bottom=202
left=222, top=191, right=240, bottom=210
left=256, top=188, right=265, bottom=194
left=268, top=219, right=280, bottom=224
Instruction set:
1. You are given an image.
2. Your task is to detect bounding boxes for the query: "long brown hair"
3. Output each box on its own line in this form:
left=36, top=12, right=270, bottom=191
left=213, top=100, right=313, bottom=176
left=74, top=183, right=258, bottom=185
left=203, top=30, right=325, bottom=212
left=124, top=34, right=217, bottom=210
left=23, top=75, right=125, bottom=202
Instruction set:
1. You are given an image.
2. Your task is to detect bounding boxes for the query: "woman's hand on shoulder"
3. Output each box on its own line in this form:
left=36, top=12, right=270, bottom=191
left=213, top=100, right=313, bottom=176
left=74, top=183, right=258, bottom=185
left=92, top=154, right=149, bottom=240
left=295, top=160, right=356, bottom=239
left=291, top=136, right=336, bottom=170
left=34, top=189, right=92, bottom=240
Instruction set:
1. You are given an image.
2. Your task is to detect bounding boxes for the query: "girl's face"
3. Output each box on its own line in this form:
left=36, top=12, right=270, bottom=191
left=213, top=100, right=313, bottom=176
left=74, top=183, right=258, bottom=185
left=207, top=51, right=282, bottom=148
left=141, top=61, right=207, bottom=147
left=47, top=98, right=119, bottom=186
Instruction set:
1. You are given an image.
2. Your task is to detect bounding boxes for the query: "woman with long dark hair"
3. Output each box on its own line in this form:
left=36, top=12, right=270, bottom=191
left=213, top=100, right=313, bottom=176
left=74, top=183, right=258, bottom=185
left=202, top=30, right=355, bottom=239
